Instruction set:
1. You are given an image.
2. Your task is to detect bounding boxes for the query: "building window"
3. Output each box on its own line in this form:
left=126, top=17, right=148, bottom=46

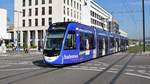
left=77, top=12, right=79, bottom=19
left=42, top=7, right=45, bottom=15
left=64, top=17, right=66, bottom=22
left=35, top=0, right=38, bottom=5
left=74, top=10, right=76, bottom=18
left=49, top=0, right=52, bottom=4
left=42, top=0, right=45, bottom=4
left=71, top=0, right=73, bottom=7
left=90, top=11, right=92, bottom=16
left=30, top=31, right=35, bottom=40
left=80, top=4, right=81, bottom=11
left=22, top=9, right=25, bottom=17
left=29, top=0, right=32, bottom=6
left=29, top=19, right=32, bottom=27
left=29, top=9, right=32, bottom=16
left=67, top=0, right=69, bottom=5
left=35, top=19, right=38, bottom=26
left=42, top=18, right=45, bottom=26
left=90, top=11, right=94, bottom=17
left=38, top=30, right=43, bottom=39
left=71, top=9, right=73, bottom=17
left=35, top=8, right=38, bottom=16
left=64, top=0, right=65, bottom=4
left=77, top=3, right=79, bottom=10
left=74, top=1, right=76, bottom=8
left=22, top=20, right=25, bottom=27
left=64, top=6, right=65, bottom=15
left=67, top=8, right=69, bottom=16
left=49, top=6, right=52, bottom=15
left=48, top=18, right=52, bottom=25
left=23, top=0, right=25, bottom=7
left=80, top=13, right=81, bottom=20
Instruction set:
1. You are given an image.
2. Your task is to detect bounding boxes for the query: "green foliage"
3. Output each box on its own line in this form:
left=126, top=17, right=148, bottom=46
left=30, top=45, right=37, bottom=48
left=128, top=45, right=150, bottom=53
left=6, top=44, right=13, bottom=48
left=145, top=45, right=150, bottom=51
left=23, top=44, right=28, bottom=48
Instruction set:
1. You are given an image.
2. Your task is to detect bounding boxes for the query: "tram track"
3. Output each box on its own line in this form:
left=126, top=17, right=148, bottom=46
left=0, top=52, right=133, bottom=84
left=0, top=61, right=80, bottom=84
left=109, top=54, right=135, bottom=84
left=84, top=53, right=135, bottom=84
left=0, top=62, right=62, bottom=84
left=7, top=68, right=61, bottom=84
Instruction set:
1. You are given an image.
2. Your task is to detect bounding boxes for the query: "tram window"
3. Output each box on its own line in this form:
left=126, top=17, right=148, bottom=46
left=0, top=40, right=2, bottom=46
left=64, top=31, right=76, bottom=50
left=98, top=37, right=103, bottom=49
left=110, top=37, right=115, bottom=47
left=80, top=32, right=94, bottom=51
left=80, top=33, right=85, bottom=51
left=88, top=34, right=94, bottom=49
left=121, top=39, right=124, bottom=46
left=116, top=39, right=119, bottom=47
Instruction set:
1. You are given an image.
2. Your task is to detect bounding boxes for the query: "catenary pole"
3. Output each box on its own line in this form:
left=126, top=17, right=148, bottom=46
left=142, top=0, right=145, bottom=52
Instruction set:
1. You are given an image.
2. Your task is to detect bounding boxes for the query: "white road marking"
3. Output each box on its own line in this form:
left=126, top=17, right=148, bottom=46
left=80, top=66, right=89, bottom=68
left=93, top=64, right=101, bottom=66
left=64, top=67, right=103, bottom=72
left=107, top=70, right=118, bottom=73
left=137, top=70, right=146, bottom=73
left=0, top=62, right=33, bottom=65
left=98, top=67, right=106, bottom=70
left=138, top=66, right=147, bottom=69
left=138, top=71, right=150, bottom=76
left=125, top=69, right=135, bottom=72
left=93, top=61, right=109, bottom=66
left=110, top=68, right=119, bottom=71
left=86, top=63, right=94, bottom=66
left=125, top=72, right=150, bottom=79
left=0, top=65, right=11, bottom=68
left=71, top=66, right=80, bottom=68
left=65, top=66, right=150, bottom=80
left=114, top=65, right=122, bottom=67
left=127, top=65, right=136, bottom=68
left=0, top=67, right=41, bottom=72
left=89, top=67, right=98, bottom=69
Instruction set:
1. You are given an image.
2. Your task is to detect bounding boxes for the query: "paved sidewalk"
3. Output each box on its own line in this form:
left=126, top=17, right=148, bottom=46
left=0, top=51, right=42, bottom=57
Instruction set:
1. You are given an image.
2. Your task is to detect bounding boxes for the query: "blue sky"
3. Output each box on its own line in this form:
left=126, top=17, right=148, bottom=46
left=96, top=0, right=150, bottom=39
left=0, top=0, right=149, bottom=39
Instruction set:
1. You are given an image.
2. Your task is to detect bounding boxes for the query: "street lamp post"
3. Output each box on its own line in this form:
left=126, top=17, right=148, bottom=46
left=142, top=0, right=145, bottom=52
left=14, top=10, right=22, bottom=53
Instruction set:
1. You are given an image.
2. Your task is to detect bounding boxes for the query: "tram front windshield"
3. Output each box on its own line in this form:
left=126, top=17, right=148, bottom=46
left=44, top=30, right=64, bottom=51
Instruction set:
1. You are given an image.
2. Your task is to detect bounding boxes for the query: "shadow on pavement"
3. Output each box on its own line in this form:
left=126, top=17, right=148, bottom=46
left=32, top=60, right=81, bottom=68
left=32, top=60, right=54, bottom=68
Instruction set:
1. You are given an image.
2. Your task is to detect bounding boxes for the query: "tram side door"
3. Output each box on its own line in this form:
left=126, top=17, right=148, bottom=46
left=97, top=36, right=103, bottom=57
left=102, top=37, right=106, bottom=55
left=63, top=31, right=79, bottom=62
left=115, top=38, right=117, bottom=52
left=116, top=38, right=119, bottom=52
left=105, top=37, right=108, bottom=54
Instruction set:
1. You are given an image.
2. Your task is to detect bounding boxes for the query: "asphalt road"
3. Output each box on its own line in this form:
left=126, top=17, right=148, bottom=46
left=0, top=52, right=150, bottom=84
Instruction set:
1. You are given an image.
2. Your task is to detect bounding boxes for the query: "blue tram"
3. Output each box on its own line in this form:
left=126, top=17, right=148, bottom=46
left=43, top=22, right=128, bottom=65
